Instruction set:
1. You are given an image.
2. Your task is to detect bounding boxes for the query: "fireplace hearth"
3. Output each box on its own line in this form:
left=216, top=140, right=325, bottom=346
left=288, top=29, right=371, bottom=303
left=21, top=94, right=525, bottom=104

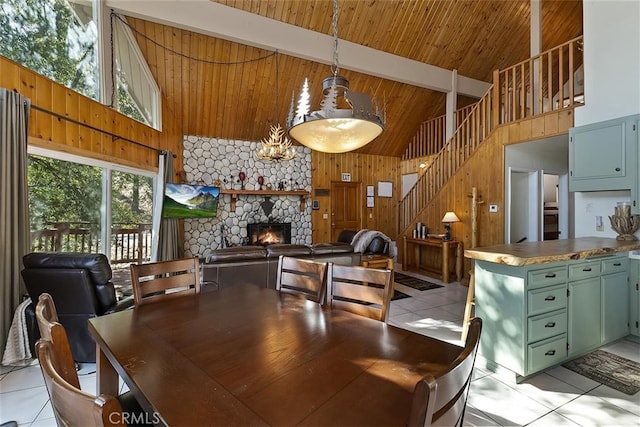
left=247, top=222, right=291, bottom=246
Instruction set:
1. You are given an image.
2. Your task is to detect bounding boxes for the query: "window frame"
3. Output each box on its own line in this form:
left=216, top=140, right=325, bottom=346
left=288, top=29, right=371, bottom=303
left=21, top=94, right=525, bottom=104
left=27, top=146, right=159, bottom=257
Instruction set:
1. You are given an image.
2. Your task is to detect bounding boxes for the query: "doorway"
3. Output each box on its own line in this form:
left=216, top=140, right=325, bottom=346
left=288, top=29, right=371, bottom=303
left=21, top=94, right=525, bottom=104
left=330, top=181, right=362, bottom=241
left=506, top=168, right=568, bottom=243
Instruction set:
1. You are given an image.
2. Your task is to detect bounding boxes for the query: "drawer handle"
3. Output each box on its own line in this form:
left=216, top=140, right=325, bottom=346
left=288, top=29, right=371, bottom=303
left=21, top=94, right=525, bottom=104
left=615, top=167, right=621, bottom=172
left=544, top=273, right=556, bottom=278
left=613, top=262, right=621, bottom=266
left=545, top=350, right=556, bottom=356
left=582, top=267, right=592, bottom=272
left=545, top=322, right=556, bottom=328
left=544, top=296, right=556, bottom=301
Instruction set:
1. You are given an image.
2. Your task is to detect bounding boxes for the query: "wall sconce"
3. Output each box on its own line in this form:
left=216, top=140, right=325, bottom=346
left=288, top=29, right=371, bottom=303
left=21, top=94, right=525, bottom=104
left=441, top=211, right=460, bottom=241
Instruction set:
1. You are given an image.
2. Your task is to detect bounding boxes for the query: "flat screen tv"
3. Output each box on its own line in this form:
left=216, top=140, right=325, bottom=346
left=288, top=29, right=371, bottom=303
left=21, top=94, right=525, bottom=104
left=162, top=184, right=220, bottom=219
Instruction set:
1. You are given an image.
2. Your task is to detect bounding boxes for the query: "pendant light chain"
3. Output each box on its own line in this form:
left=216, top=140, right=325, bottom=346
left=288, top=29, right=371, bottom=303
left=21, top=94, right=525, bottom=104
left=275, top=50, right=280, bottom=124
left=287, top=0, right=384, bottom=153
left=331, top=0, right=340, bottom=77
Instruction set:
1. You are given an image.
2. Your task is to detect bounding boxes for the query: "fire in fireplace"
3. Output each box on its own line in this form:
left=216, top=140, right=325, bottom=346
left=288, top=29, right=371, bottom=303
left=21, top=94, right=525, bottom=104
left=247, top=222, right=292, bottom=246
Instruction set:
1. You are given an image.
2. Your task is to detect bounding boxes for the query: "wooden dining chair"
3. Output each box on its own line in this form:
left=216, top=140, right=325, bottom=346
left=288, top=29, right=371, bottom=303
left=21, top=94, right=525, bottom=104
left=275, top=256, right=328, bottom=303
left=34, top=295, right=149, bottom=426
left=34, top=293, right=80, bottom=388
left=407, top=317, right=483, bottom=427
left=36, top=339, right=127, bottom=427
left=130, top=256, right=201, bottom=305
left=326, top=263, right=394, bottom=322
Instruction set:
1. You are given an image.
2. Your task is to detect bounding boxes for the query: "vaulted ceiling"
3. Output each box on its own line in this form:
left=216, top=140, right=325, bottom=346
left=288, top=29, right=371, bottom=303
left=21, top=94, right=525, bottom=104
left=109, top=0, right=583, bottom=157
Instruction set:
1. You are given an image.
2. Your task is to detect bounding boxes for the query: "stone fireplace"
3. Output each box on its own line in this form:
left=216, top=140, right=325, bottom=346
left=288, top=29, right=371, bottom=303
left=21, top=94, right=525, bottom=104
left=247, top=222, right=292, bottom=246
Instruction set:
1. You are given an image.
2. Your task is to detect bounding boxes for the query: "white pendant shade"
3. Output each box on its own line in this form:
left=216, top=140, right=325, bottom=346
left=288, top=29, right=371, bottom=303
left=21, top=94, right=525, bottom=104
left=289, top=116, right=384, bottom=153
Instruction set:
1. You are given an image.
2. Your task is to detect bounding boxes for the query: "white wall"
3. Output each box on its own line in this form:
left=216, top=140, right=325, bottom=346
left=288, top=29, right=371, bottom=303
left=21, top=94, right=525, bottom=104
left=575, top=0, right=640, bottom=126
left=402, top=173, right=418, bottom=198
left=572, top=0, right=640, bottom=237
left=510, top=171, right=531, bottom=243
left=574, top=190, right=632, bottom=238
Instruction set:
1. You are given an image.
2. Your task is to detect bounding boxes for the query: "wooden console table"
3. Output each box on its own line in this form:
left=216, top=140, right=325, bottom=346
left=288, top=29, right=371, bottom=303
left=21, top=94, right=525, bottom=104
left=403, top=237, right=463, bottom=283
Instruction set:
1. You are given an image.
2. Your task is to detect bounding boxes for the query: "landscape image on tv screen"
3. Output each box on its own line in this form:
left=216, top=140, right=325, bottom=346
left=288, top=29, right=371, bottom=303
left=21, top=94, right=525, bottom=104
left=162, top=184, right=220, bottom=219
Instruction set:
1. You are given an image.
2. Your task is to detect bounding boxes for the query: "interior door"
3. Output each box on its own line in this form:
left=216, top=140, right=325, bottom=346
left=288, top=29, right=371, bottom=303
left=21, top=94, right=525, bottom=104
left=331, top=181, right=362, bottom=241
left=507, top=168, right=541, bottom=243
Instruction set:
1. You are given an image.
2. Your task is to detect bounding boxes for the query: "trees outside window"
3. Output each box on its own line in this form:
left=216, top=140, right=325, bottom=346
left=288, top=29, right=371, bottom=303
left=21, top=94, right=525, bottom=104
left=0, top=0, right=99, bottom=101
left=27, top=152, right=154, bottom=264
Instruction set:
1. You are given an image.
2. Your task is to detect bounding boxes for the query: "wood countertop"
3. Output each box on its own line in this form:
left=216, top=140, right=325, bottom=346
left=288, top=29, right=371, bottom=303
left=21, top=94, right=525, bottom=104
left=464, top=237, right=640, bottom=266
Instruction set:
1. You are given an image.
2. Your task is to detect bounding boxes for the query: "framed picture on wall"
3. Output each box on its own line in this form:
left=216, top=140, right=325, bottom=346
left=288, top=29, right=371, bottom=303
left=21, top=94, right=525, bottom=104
left=378, top=181, right=392, bottom=197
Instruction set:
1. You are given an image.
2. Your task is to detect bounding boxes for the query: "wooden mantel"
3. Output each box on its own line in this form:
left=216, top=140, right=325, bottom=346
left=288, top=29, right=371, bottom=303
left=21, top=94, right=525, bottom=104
left=219, top=189, right=310, bottom=212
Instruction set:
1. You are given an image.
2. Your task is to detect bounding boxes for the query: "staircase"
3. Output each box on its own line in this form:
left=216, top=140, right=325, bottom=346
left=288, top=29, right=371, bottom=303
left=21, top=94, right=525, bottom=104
left=399, top=36, right=584, bottom=235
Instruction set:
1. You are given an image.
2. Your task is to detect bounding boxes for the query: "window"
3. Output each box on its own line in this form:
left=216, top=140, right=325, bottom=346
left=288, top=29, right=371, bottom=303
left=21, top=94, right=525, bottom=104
left=27, top=147, right=156, bottom=267
left=0, top=0, right=162, bottom=129
left=113, top=15, right=161, bottom=129
left=0, top=0, right=99, bottom=101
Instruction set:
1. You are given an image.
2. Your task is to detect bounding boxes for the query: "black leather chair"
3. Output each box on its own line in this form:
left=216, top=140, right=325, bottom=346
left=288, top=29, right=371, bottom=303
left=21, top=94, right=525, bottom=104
left=22, top=252, right=133, bottom=363
left=337, top=230, right=389, bottom=255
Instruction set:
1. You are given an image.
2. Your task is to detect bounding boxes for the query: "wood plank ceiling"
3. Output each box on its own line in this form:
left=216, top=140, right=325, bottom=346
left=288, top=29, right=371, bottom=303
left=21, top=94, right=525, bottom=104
left=121, top=0, right=582, bottom=158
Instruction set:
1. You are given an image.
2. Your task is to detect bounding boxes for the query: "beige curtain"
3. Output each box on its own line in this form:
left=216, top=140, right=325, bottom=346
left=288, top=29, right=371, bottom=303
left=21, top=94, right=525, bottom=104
left=0, top=89, right=31, bottom=355
left=157, top=150, right=181, bottom=261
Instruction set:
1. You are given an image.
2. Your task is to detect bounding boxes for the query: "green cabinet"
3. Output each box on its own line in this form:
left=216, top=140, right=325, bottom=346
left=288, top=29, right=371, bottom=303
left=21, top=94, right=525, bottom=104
left=475, top=260, right=568, bottom=378
left=475, top=253, right=630, bottom=380
left=601, top=256, right=629, bottom=342
left=566, top=255, right=628, bottom=356
left=569, top=114, right=639, bottom=194
left=568, top=276, right=601, bottom=356
left=629, top=259, right=640, bottom=336
left=632, top=117, right=640, bottom=214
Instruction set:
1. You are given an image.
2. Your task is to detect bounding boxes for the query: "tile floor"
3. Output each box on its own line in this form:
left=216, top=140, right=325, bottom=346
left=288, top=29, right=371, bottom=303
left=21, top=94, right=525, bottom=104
left=1, top=268, right=639, bottom=426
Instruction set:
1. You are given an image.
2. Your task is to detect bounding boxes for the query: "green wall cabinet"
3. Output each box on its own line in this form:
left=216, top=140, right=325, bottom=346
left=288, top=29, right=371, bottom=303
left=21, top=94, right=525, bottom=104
left=475, top=253, right=630, bottom=381
left=632, top=117, right=640, bottom=214
left=569, top=114, right=639, bottom=197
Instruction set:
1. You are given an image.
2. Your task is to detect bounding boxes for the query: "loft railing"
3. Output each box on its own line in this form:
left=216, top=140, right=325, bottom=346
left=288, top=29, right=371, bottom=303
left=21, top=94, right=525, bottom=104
left=402, top=104, right=475, bottom=160
left=495, top=36, right=583, bottom=123
left=399, top=36, right=583, bottom=234
left=30, top=221, right=152, bottom=264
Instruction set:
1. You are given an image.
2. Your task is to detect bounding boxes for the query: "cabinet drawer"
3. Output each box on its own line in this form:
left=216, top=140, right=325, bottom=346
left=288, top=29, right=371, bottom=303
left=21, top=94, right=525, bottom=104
left=527, top=334, right=567, bottom=374
left=601, top=257, right=628, bottom=275
left=528, top=309, right=567, bottom=342
left=528, top=284, right=567, bottom=316
left=528, top=267, right=567, bottom=290
left=568, top=261, right=601, bottom=280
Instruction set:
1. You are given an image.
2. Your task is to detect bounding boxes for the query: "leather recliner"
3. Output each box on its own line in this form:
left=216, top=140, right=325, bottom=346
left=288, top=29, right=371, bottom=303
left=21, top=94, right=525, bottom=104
left=21, top=252, right=133, bottom=363
left=337, top=230, right=389, bottom=255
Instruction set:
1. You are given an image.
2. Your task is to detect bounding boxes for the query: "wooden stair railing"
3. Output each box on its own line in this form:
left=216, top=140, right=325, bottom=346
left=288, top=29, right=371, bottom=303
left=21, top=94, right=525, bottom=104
left=399, top=36, right=583, bottom=235
left=402, top=104, right=475, bottom=160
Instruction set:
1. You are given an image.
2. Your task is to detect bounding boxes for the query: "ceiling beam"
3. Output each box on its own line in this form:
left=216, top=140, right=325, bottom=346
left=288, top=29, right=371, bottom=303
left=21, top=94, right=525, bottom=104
left=106, top=0, right=491, bottom=98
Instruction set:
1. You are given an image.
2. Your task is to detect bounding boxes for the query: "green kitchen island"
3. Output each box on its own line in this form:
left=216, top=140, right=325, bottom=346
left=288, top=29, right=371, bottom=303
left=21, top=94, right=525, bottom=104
left=465, top=237, right=640, bottom=381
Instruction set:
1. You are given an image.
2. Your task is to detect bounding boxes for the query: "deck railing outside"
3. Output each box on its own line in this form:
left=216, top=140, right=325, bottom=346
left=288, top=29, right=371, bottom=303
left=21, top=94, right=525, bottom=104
left=399, top=36, right=583, bottom=234
left=30, top=222, right=152, bottom=264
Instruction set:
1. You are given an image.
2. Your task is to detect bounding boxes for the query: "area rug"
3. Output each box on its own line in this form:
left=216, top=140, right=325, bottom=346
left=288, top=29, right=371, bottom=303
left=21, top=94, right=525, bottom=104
left=391, top=290, right=410, bottom=301
left=562, top=350, right=640, bottom=395
left=394, top=272, right=443, bottom=291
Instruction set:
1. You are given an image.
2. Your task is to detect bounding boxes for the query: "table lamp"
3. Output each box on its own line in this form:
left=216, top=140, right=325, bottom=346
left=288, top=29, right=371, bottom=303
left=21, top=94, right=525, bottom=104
left=442, top=211, right=460, bottom=241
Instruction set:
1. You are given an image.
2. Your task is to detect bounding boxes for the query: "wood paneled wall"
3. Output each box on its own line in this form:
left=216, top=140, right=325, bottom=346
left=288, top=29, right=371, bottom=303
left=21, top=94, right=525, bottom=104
left=311, top=152, right=400, bottom=243
left=0, top=56, right=183, bottom=173
left=400, top=155, right=435, bottom=176
left=405, top=109, right=575, bottom=281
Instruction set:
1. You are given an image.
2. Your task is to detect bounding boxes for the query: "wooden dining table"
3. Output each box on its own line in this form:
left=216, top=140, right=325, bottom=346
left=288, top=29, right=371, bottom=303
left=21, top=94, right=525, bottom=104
left=88, top=283, right=463, bottom=426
